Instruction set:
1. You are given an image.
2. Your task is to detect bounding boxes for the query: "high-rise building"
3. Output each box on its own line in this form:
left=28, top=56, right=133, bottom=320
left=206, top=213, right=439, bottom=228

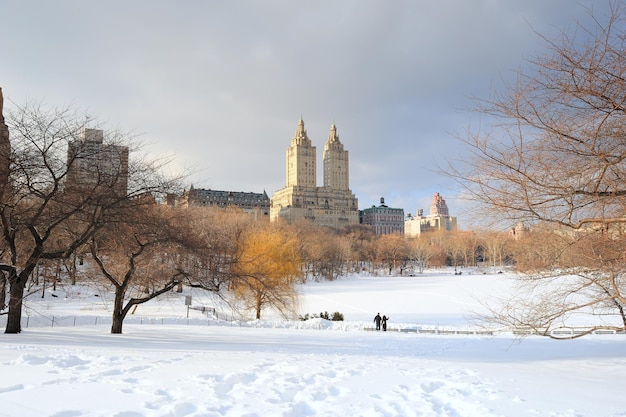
left=66, top=129, right=129, bottom=197
left=270, top=118, right=359, bottom=228
left=405, top=192, right=457, bottom=237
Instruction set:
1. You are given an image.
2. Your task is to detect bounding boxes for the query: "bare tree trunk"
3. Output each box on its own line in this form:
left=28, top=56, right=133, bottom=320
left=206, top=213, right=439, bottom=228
left=6, top=273, right=24, bottom=333
left=54, top=259, right=60, bottom=291
left=111, top=286, right=127, bottom=334
left=66, top=252, right=78, bottom=286
left=111, top=314, right=124, bottom=334
left=0, top=271, right=6, bottom=310
left=255, top=296, right=262, bottom=320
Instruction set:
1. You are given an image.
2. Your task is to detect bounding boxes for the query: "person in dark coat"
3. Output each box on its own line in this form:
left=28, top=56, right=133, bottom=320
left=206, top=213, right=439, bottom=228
left=374, top=313, right=382, bottom=330
left=382, top=315, right=389, bottom=331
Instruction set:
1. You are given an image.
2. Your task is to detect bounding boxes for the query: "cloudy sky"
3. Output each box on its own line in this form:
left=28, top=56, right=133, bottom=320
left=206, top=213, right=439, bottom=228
left=0, top=1, right=615, bottom=227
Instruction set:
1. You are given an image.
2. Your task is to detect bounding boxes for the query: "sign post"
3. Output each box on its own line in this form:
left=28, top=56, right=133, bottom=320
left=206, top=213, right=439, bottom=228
left=185, top=295, right=192, bottom=318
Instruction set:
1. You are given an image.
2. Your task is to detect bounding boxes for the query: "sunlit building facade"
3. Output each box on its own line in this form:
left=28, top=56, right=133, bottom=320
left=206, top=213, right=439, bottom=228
left=270, top=118, right=359, bottom=228
left=405, top=192, right=457, bottom=237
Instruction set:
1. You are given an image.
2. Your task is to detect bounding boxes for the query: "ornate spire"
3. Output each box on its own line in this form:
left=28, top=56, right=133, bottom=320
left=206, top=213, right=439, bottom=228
left=296, top=116, right=305, bottom=137
left=327, top=121, right=341, bottom=144
left=292, top=116, right=311, bottom=146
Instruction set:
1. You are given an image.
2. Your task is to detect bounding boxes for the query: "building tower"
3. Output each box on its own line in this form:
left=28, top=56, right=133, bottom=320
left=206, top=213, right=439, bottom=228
left=286, top=117, right=316, bottom=188
left=430, top=192, right=449, bottom=216
left=66, top=128, right=129, bottom=197
left=323, top=122, right=349, bottom=190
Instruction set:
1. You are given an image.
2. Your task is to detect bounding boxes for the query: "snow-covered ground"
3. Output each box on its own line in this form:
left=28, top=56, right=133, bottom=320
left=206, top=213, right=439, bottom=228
left=1, top=269, right=625, bottom=417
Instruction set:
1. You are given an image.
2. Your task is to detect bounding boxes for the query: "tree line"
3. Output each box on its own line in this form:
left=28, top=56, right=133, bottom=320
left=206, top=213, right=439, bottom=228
left=0, top=96, right=532, bottom=335
left=0, top=96, right=607, bottom=336
left=0, top=100, right=521, bottom=337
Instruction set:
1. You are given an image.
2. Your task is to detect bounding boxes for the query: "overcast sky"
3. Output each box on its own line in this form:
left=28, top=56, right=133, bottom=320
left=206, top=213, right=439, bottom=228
left=0, top=1, right=615, bottom=227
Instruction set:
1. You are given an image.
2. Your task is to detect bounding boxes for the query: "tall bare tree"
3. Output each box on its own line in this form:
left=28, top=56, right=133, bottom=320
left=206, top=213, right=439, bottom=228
left=0, top=99, right=178, bottom=333
left=341, top=224, right=376, bottom=273
left=406, top=236, right=436, bottom=274
left=478, top=230, right=512, bottom=268
left=89, top=203, right=191, bottom=334
left=377, top=233, right=409, bottom=275
left=450, top=3, right=626, bottom=337
left=182, top=207, right=252, bottom=293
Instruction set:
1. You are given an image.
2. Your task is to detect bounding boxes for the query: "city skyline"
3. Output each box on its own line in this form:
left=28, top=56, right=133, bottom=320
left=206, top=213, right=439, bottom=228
left=0, top=1, right=614, bottom=228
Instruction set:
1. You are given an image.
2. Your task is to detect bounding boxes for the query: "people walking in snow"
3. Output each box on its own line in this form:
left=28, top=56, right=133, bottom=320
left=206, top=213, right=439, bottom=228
left=374, top=313, right=382, bottom=330
left=382, top=315, right=389, bottom=331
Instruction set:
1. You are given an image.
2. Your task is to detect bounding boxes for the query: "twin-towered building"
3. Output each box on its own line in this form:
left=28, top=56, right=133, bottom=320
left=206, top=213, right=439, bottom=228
left=270, top=118, right=359, bottom=228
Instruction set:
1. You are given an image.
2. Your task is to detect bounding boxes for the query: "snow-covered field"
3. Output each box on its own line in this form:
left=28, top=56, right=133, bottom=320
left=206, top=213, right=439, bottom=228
left=1, top=269, right=626, bottom=417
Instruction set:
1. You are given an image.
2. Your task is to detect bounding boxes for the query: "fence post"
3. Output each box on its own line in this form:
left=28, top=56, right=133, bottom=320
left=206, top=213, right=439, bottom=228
left=51, top=316, right=54, bottom=328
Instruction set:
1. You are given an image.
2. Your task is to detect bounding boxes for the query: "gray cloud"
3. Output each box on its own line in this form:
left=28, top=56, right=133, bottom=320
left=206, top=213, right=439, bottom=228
left=0, top=0, right=613, bottom=227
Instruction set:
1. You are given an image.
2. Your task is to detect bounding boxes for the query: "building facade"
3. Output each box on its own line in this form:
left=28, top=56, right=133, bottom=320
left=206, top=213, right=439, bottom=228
left=405, top=192, right=457, bottom=237
left=66, top=129, right=129, bottom=197
left=270, top=118, right=359, bottom=228
left=360, top=197, right=405, bottom=235
left=178, top=186, right=270, bottom=219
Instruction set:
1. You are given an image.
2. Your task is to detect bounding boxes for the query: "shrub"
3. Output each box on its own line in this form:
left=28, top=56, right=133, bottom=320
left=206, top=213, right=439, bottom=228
left=299, top=311, right=344, bottom=321
left=331, top=311, right=344, bottom=321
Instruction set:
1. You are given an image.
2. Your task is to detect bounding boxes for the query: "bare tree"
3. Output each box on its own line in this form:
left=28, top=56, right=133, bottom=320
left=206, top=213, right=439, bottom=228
left=406, top=236, right=436, bottom=274
left=478, top=230, right=512, bottom=268
left=1, top=99, right=179, bottom=333
left=377, top=234, right=409, bottom=275
left=299, top=226, right=349, bottom=281
left=291, top=220, right=323, bottom=280
left=341, top=224, right=376, bottom=273
left=450, top=3, right=626, bottom=337
left=182, top=207, right=251, bottom=293
left=315, top=233, right=350, bottom=281
left=89, top=203, right=190, bottom=334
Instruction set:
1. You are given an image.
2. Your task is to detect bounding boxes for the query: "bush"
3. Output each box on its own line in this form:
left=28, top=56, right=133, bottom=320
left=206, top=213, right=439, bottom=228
left=331, top=311, right=344, bottom=321
left=299, top=311, right=344, bottom=321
